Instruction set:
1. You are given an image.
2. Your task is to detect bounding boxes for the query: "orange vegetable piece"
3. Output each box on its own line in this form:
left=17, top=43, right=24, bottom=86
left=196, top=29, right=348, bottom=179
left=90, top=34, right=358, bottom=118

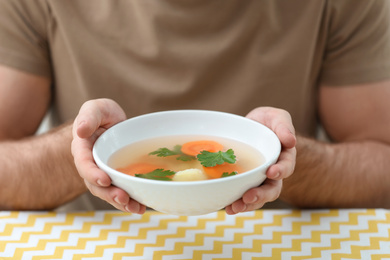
left=116, top=163, right=164, bottom=176
left=203, top=162, right=242, bottom=179
left=181, top=140, right=224, bottom=156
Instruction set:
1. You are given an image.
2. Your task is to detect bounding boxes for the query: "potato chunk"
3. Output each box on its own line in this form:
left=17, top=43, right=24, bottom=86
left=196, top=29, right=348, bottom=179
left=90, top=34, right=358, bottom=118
left=172, top=168, right=208, bottom=181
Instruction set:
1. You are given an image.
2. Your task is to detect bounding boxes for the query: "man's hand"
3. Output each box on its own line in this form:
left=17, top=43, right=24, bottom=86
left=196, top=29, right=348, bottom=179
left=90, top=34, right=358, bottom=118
left=280, top=80, right=390, bottom=208
left=225, top=107, right=297, bottom=214
left=71, top=98, right=146, bottom=214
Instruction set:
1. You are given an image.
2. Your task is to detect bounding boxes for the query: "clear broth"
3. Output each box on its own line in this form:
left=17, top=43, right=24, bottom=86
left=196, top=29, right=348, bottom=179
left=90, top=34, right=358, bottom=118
left=109, top=135, right=265, bottom=180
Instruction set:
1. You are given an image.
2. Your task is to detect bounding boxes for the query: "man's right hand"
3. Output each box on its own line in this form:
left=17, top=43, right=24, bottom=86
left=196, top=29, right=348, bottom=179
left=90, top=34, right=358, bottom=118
left=71, top=98, right=146, bottom=214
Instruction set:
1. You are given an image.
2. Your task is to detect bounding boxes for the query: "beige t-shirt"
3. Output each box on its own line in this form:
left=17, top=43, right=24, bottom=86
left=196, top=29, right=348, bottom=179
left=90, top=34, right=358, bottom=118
left=1, top=0, right=390, bottom=211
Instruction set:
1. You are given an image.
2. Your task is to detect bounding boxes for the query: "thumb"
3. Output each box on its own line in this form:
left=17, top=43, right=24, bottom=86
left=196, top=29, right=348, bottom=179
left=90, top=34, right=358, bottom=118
left=74, top=99, right=126, bottom=139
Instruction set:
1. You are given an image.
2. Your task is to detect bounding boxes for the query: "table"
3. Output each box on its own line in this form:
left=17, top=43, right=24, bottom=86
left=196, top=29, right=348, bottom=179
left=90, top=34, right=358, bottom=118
left=1, top=209, right=389, bottom=259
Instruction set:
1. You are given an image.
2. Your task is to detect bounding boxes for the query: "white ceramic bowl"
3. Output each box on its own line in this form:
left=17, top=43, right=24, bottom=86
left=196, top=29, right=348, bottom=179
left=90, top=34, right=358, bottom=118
left=93, top=110, right=281, bottom=216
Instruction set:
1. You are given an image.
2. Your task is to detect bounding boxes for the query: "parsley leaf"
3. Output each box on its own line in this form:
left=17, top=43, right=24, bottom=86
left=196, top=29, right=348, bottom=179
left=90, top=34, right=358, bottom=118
left=149, top=147, right=178, bottom=157
left=135, top=169, right=176, bottom=181
left=221, top=171, right=238, bottom=178
left=149, top=145, right=195, bottom=161
left=197, top=149, right=236, bottom=167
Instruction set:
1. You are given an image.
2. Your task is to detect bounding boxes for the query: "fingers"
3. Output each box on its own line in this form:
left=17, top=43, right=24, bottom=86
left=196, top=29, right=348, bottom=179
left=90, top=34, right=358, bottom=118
left=71, top=135, right=112, bottom=187
left=226, top=107, right=297, bottom=215
left=275, top=123, right=296, bottom=149
left=225, top=179, right=282, bottom=215
left=85, top=181, right=146, bottom=214
left=266, top=146, right=296, bottom=180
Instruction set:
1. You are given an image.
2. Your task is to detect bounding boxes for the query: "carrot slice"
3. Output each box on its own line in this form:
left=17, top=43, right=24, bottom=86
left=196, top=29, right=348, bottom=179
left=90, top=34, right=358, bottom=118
left=181, top=140, right=224, bottom=156
left=116, top=163, right=164, bottom=176
left=203, top=162, right=242, bottom=179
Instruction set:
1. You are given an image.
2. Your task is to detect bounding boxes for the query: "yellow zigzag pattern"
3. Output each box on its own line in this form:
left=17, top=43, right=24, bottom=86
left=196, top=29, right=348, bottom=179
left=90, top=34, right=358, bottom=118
left=318, top=210, right=390, bottom=260
left=182, top=211, right=265, bottom=260
left=0, top=212, right=19, bottom=221
left=71, top=212, right=155, bottom=260
left=1, top=209, right=390, bottom=259
left=140, top=210, right=238, bottom=259
left=139, top=209, right=389, bottom=260
left=1, top=212, right=61, bottom=252
left=180, top=209, right=305, bottom=260
left=81, top=213, right=188, bottom=259
left=1, top=212, right=95, bottom=259
left=191, top=210, right=272, bottom=260
left=124, top=215, right=210, bottom=259
left=251, top=209, right=350, bottom=260
left=288, top=209, right=390, bottom=260
left=33, top=211, right=129, bottom=260
left=232, top=209, right=308, bottom=260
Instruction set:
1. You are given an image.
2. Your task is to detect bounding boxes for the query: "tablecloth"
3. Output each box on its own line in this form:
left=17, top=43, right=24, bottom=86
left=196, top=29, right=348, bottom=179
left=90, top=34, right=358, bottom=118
left=1, top=209, right=389, bottom=259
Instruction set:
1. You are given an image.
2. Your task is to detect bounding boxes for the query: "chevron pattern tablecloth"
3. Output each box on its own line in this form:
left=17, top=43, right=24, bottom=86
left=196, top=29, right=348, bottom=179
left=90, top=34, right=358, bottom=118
left=0, top=209, right=389, bottom=260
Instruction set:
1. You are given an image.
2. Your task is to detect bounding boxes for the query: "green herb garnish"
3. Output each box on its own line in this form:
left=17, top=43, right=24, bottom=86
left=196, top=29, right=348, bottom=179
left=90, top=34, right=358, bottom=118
left=135, top=169, right=176, bottom=181
left=149, top=148, right=176, bottom=157
left=221, top=171, right=238, bottom=178
left=149, top=145, right=195, bottom=161
left=196, top=149, right=236, bottom=167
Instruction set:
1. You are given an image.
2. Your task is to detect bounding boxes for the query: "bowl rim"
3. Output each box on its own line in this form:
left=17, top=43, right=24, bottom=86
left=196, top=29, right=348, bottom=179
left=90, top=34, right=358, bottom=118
left=92, top=109, right=281, bottom=186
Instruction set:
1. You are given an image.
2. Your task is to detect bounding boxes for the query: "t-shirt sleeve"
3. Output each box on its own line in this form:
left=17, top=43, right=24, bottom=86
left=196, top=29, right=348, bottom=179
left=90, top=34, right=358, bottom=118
left=320, top=0, right=390, bottom=86
left=0, top=0, right=52, bottom=78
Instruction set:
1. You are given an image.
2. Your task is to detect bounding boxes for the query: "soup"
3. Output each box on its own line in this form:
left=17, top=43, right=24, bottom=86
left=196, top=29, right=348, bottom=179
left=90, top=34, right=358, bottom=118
left=109, top=135, right=264, bottom=181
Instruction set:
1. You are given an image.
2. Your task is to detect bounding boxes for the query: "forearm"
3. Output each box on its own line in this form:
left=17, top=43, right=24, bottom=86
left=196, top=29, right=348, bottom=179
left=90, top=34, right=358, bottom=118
left=280, top=135, right=390, bottom=208
left=0, top=123, right=87, bottom=210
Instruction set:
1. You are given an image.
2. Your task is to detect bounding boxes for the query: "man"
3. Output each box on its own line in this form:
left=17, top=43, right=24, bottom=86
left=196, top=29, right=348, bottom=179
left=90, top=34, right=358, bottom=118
left=1, top=0, right=390, bottom=213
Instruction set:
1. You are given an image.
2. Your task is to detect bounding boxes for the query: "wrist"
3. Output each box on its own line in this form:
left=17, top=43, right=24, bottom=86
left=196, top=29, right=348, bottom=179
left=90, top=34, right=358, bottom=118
left=279, top=135, right=334, bottom=207
left=1, top=122, right=87, bottom=210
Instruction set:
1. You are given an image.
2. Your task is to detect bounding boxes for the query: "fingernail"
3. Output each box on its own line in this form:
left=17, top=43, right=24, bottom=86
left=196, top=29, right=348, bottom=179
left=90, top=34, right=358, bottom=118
left=114, top=196, right=121, bottom=205
left=97, top=179, right=104, bottom=186
left=234, top=203, right=246, bottom=213
left=78, top=120, right=86, bottom=127
left=247, top=196, right=257, bottom=204
left=271, top=171, right=280, bottom=179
